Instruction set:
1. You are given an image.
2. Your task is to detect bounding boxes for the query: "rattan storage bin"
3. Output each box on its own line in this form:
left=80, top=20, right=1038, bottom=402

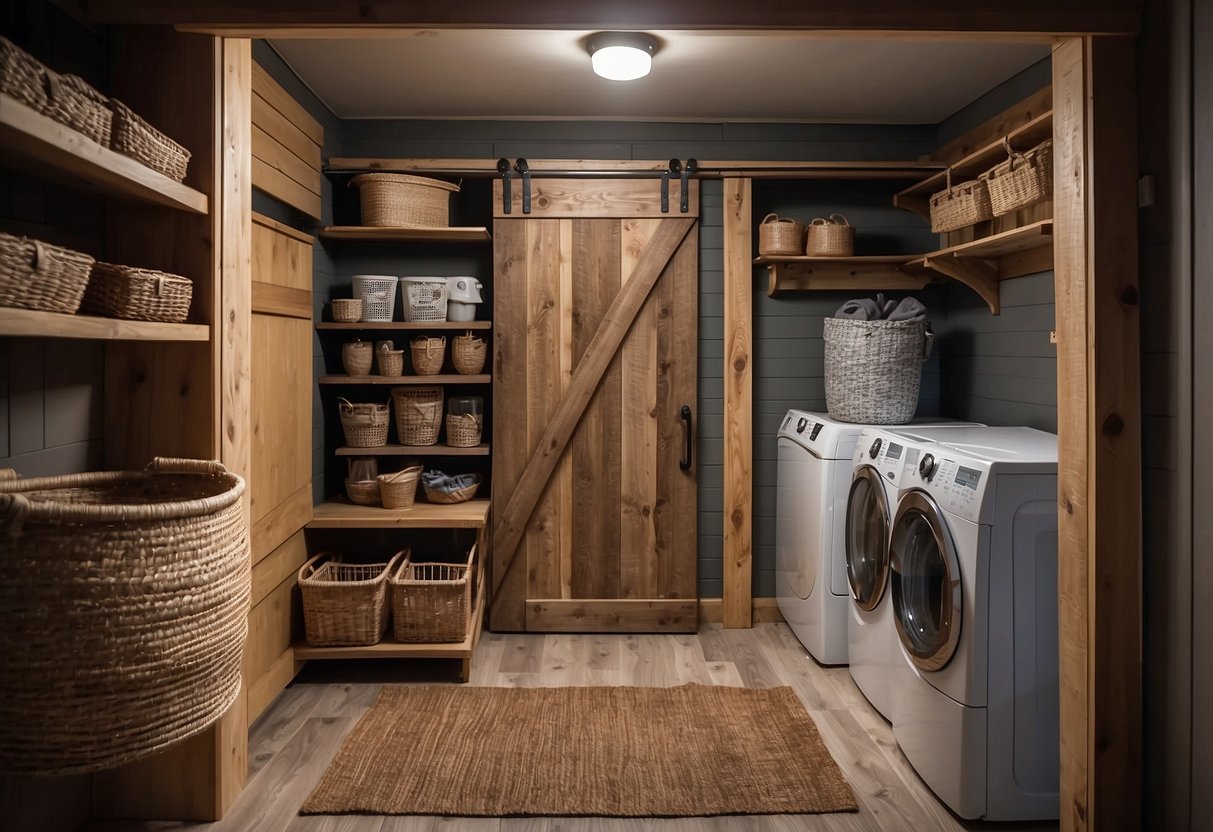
left=378, top=465, right=422, bottom=510
left=378, top=348, right=404, bottom=377
left=758, top=213, right=803, bottom=257
left=331, top=298, right=362, bottom=322
left=389, top=546, right=475, bottom=643
left=0, top=232, right=94, bottom=314
left=0, top=38, right=111, bottom=146
left=0, top=457, right=249, bottom=776
left=411, top=336, right=446, bottom=375
left=823, top=317, right=933, bottom=424
left=0, top=36, right=50, bottom=113
left=983, top=139, right=1053, bottom=217
left=446, top=413, right=483, bottom=448
left=344, top=478, right=380, bottom=506
left=352, top=173, right=459, bottom=228
left=109, top=99, right=191, bottom=182
left=392, top=386, right=443, bottom=446
left=805, top=214, right=854, bottom=257
left=82, top=263, right=193, bottom=323
left=342, top=340, right=373, bottom=376
left=298, top=552, right=403, bottom=647
left=929, top=169, right=993, bottom=233
left=452, top=334, right=486, bottom=375
left=338, top=398, right=390, bottom=447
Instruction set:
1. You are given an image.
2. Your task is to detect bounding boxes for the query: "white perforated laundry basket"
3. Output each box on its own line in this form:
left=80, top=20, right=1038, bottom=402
left=352, top=275, right=398, bottom=322
left=401, top=277, right=447, bottom=323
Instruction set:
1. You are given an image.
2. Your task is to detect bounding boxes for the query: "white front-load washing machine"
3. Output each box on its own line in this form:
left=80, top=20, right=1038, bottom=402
left=885, top=425, right=1059, bottom=821
left=776, top=411, right=980, bottom=666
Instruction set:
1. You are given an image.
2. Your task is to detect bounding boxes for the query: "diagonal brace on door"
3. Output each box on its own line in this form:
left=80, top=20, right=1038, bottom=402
left=491, top=217, right=696, bottom=599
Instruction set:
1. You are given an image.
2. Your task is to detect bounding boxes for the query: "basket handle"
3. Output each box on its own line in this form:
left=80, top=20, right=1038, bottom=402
left=338, top=397, right=354, bottom=414
left=0, top=469, right=18, bottom=482
left=298, top=552, right=337, bottom=583
left=828, top=214, right=850, bottom=227
left=761, top=213, right=780, bottom=224
left=389, top=548, right=413, bottom=581
left=383, top=464, right=423, bottom=484
left=1002, top=136, right=1025, bottom=170
left=147, top=457, right=231, bottom=477
left=809, top=217, right=828, bottom=227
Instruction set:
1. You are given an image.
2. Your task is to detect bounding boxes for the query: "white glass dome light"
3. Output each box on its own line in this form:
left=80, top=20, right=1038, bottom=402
left=588, top=32, right=658, bottom=81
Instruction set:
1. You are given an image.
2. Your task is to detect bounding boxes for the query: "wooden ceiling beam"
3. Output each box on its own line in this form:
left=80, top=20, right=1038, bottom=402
left=84, top=0, right=1141, bottom=35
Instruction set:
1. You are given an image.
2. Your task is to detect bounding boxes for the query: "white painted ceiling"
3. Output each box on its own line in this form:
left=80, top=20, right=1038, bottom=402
left=269, top=31, right=1049, bottom=123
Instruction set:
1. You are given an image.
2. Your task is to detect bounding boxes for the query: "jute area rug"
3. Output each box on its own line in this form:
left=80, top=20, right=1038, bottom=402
left=302, top=683, right=857, bottom=817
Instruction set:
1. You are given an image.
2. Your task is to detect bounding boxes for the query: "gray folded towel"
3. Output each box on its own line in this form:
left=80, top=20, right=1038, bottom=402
left=834, top=298, right=883, bottom=320
left=887, top=297, right=928, bottom=322
left=834, top=293, right=927, bottom=322
left=421, top=470, right=482, bottom=494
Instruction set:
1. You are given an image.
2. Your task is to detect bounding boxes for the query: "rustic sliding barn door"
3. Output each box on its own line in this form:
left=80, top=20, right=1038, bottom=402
left=490, top=179, right=699, bottom=633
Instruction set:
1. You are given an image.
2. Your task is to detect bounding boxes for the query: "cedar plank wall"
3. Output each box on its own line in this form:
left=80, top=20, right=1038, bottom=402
left=0, top=2, right=106, bottom=827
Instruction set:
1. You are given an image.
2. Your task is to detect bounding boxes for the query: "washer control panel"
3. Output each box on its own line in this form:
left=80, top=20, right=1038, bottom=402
left=914, top=454, right=989, bottom=522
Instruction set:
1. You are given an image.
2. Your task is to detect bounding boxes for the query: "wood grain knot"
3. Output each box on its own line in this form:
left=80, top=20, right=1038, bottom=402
left=731, top=508, right=745, bottom=528
left=733, top=355, right=748, bottom=372
left=1102, top=413, right=1124, bottom=437
left=1119, top=285, right=1139, bottom=306
left=179, top=384, right=189, bottom=397
left=1063, top=498, right=1074, bottom=515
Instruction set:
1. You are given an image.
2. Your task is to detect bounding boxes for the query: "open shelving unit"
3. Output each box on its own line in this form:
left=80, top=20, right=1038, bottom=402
left=316, top=320, right=492, bottom=331
left=0, top=307, right=210, bottom=341
left=319, top=373, right=491, bottom=385
left=755, top=255, right=932, bottom=297
left=319, top=225, right=491, bottom=243
left=335, top=443, right=490, bottom=457
left=309, top=499, right=491, bottom=529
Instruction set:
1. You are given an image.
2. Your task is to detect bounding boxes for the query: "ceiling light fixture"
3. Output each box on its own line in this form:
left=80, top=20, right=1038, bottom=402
left=587, top=32, right=658, bottom=81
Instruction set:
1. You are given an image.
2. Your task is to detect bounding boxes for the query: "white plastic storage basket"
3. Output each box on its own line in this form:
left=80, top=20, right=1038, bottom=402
left=352, top=275, right=398, bottom=322
left=401, top=277, right=448, bottom=323
left=822, top=318, right=933, bottom=424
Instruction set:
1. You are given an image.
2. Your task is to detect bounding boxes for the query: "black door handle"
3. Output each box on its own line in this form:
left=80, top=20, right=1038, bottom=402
left=680, top=405, right=693, bottom=471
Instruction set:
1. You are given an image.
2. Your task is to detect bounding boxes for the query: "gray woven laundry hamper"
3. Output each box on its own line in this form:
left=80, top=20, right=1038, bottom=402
left=823, top=317, right=933, bottom=424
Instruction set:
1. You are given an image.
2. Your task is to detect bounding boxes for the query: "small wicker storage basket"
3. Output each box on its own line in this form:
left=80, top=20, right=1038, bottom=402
left=930, top=169, right=993, bottom=233
left=352, top=173, right=459, bottom=228
left=298, top=552, right=403, bottom=647
left=823, top=317, right=933, bottom=424
left=983, top=138, right=1053, bottom=217
left=109, top=99, right=191, bottom=182
left=331, top=298, right=363, bottom=322
left=402, top=277, right=448, bottom=323
left=446, top=413, right=483, bottom=448
left=0, top=36, right=50, bottom=113
left=47, top=73, right=111, bottom=146
left=411, top=335, right=446, bottom=375
left=342, top=340, right=373, bottom=376
left=424, top=473, right=482, bottom=504
left=452, top=334, right=487, bottom=375
left=378, top=465, right=422, bottom=510
left=338, top=397, right=390, bottom=447
left=805, top=214, right=854, bottom=257
left=758, top=213, right=803, bottom=257
left=378, top=348, right=405, bottom=377
left=0, top=232, right=94, bottom=314
left=82, top=262, right=193, bottom=323
left=0, top=457, right=249, bottom=776
left=389, top=546, right=475, bottom=643
left=392, top=386, right=443, bottom=446
left=344, top=478, right=380, bottom=506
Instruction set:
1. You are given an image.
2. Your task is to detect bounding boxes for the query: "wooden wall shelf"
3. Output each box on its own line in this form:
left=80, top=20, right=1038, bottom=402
left=0, top=307, right=210, bottom=341
left=755, top=255, right=931, bottom=297
left=335, top=443, right=489, bottom=456
left=317, top=320, right=491, bottom=331
left=894, top=110, right=1054, bottom=218
left=0, top=95, right=209, bottom=214
left=319, top=374, right=491, bottom=385
left=319, top=226, right=491, bottom=243
left=308, top=498, right=491, bottom=529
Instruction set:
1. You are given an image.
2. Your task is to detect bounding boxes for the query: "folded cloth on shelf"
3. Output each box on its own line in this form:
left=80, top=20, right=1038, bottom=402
left=834, top=293, right=926, bottom=322
left=420, top=470, right=480, bottom=494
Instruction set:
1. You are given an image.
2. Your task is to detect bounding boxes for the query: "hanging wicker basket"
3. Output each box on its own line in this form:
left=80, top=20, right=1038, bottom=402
left=983, top=138, right=1053, bottom=217
left=392, top=386, right=443, bottom=446
left=805, top=214, right=854, bottom=257
left=410, top=336, right=446, bottom=376
left=757, top=213, right=803, bottom=257
left=0, top=457, right=249, bottom=776
left=452, top=333, right=487, bottom=375
left=338, top=397, right=390, bottom=447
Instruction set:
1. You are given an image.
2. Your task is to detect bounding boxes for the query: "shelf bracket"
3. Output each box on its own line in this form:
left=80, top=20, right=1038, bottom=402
left=922, top=254, right=1001, bottom=314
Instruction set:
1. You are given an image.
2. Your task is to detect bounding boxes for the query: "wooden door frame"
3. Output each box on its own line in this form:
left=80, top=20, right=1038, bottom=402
left=84, top=7, right=1143, bottom=829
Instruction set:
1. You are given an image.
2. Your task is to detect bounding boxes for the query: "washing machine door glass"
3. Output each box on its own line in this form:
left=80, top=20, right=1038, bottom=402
left=890, top=490, right=962, bottom=672
left=844, top=466, right=890, bottom=611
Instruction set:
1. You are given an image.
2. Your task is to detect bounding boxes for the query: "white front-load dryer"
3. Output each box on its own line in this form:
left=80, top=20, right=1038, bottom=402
left=886, top=426, right=1059, bottom=821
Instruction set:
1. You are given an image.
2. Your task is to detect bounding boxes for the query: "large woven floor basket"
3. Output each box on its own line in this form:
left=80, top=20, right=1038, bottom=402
left=823, top=318, right=933, bottom=424
left=0, top=457, right=249, bottom=776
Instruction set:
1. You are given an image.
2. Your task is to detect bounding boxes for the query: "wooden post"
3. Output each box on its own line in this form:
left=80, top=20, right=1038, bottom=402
left=722, top=178, right=753, bottom=628
left=1052, top=36, right=1142, bottom=832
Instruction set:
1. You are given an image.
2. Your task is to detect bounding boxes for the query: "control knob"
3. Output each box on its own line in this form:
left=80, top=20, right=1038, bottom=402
left=868, top=438, right=883, bottom=459
left=919, top=453, right=937, bottom=480
left=796, top=418, right=808, bottom=434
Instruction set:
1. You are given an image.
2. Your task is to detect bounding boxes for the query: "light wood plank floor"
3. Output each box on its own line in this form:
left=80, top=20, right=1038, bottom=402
left=87, top=624, right=1058, bottom=832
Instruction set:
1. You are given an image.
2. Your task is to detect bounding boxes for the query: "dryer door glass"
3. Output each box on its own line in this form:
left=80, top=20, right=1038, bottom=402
left=890, top=491, right=962, bottom=671
left=845, top=467, right=889, bottom=611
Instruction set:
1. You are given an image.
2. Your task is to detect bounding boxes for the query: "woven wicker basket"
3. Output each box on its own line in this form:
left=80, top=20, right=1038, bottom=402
left=424, top=473, right=482, bottom=504
left=352, top=173, right=459, bottom=228
left=823, top=317, right=933, bottom=424
left=378, top=465, right=422, bottom=510
left=984, top=138, right=1053, bottom=217
left=930, top=169, right=993, bottom=233
left=411, top=336, right=446, bottom=375
left=452, top=334, right=486, bottom=375
left=344, top=478, right=380, bottom=506
left=109, top=99, right=191, bottom=182
left=82, top=262, right=193, bottom=323
left=446, top=413, right=483, bottom=448
left=338, top=398, right=390, bottom=448
left=392, top=386, right=443, bottom=446
left=0, top=232, right=94, bottom=314
left=758, top=213, right=803, bottom=257
left=378, top=348, right=404, bottom=377
left=0, top=36, right=50, bottom=113
left=806, top=214, right=854, bottom=257
left=342, top=340, right=373, bottom=376
left=0, top=457, right=249, bottom=776
left=47, top=73, right=111, bottom=146
left=389, top=546, right=475, bottom=643
left=331, top=298, right=362, bottom=322
left=298, top=552, right=403, bottom=647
